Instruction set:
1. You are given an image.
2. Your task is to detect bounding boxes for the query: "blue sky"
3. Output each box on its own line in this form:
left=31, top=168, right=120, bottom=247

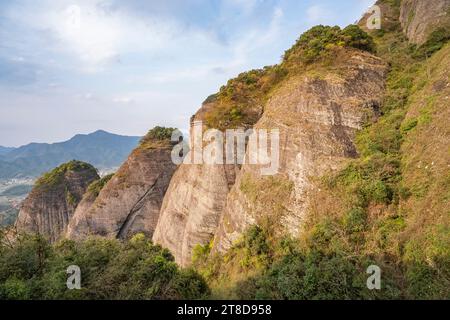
left=0, top=0, right=375, bottom=146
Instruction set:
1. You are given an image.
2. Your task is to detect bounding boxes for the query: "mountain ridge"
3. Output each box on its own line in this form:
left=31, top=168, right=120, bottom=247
left=0, top=130, right=141, bottom=179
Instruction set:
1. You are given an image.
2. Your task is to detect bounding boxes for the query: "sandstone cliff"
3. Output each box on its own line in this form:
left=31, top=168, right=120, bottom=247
left=214, top=50, right=387, bottom=252
left=66, top=127, right=177, bottom=240
left=399, top=0, right=450, bottom=45
left=152, top=107, right=242, bottom=266
left=154, top=25, right=386, bottom=265
left=15, top=161, right=99, bottom=242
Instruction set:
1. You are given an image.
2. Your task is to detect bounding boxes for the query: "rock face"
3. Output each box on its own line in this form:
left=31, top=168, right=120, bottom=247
left=15, top=161, right=99, bottom=242
left=66, top=129, right=177, bottom=240
left=399, top=0, right=450, bottom=44
left=213, top=50, right=387, bottom=252
left=154, top=48, right=387, bottom=265
left=152, top=113, right=240, bottom=266
left=358, top=0, right=401, bottom=33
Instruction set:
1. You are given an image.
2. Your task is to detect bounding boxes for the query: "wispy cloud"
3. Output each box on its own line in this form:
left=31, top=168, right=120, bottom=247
left=0, top=0, right=375, bottom=146
left=306, top=4, right=334, bottom=24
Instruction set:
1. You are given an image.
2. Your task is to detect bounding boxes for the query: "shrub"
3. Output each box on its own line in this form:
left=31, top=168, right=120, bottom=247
left=141, top=126, right=176, bottom=142
left=139, top=127, right=178, bottom=150
left=0, top=233, right=209, bottom=300
left=343, top=208, right=367, bottom=234
left=87, top=174, right=114, bottom=197
left=415, top=27, right=450, bottom=58
left=283, top=25, right=375, bottom=65
left=35, top=161, right=97, bottom=189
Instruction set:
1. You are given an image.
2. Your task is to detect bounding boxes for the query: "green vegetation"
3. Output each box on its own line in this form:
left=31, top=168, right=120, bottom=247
left=413, top=27, right=450, bottom=59
left=35, top=161, right=97, bottom=190
left=0, top=232, right=209, bottom=300
left=283, top=25, right=375, bottom=65
left=204, top=25, right=374, bottom=130
left=204, top=66, right=287, bottom=130
left=194, top=13, right=450, bottom=300
left=3, top=2, right=449, bottom=300
left=87, top=174, right=114, bottom=197
left=139, top=127, right=177, bottom=150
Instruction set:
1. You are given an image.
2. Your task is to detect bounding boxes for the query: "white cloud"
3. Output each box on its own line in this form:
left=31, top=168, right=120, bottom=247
left=306, top=4, right=334, bottom=24
left=225, top=0, right=261, bottom=14
left=5, top=0, right=215, bottom=73
left=112, top=97, right=134, bottom=104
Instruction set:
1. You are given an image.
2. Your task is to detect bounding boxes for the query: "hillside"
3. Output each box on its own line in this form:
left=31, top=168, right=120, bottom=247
left=0, top=147, right=15, bottom=156
left=0, top=0, right=448, bottom=301
left=0, top=130, right=140, bottom=179
left=190, top=0, right=450, bottom=299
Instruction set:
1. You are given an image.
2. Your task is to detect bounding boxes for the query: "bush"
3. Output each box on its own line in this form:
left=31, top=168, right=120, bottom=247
left=414, top=27, right=450, bottom=58
left=35, top=161, right=97, bottom=189
left=142, top=127, right=176, bottom=142
left=283, top=25, right=375, bottom=64
left=0, top=233, right=209, bottom=300
left=87, top=174, right=114, bottom=197
left=343, top=208, right=367, bottom=234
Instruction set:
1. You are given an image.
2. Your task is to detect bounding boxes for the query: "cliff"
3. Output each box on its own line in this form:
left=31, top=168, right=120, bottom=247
left=15, top=161, right=99, bottom=242
left=190, top=0, right=449, bottom=299
left=214, top=50, right=387, bottom=252
left=399, top=0, right=450, bottom=45
left=155, top=0, right=450, bottom=270
left=152, top=124, right=239, bottom=266
left=152, top=67, right=272, bottom=266
left=66, top=127, right=177, bottom=240
left=154, top=25, right=387, bottom=266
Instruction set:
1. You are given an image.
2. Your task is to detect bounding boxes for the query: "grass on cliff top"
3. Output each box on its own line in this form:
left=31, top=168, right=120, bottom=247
left=203, top=25, right=376, bottom=130
left=35, top=160, right=97, bottom=190
left=139, top=126, right=177, bottom=150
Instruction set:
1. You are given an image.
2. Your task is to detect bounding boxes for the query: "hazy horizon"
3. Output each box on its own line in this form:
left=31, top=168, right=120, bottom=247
left=1, top=0, right=375, bottom=147
left=0, top=129, right=142, bottom=149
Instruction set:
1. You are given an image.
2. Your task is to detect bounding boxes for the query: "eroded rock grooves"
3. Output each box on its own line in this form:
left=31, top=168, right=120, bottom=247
left=214, top=51, right=387, bottom=253
left=66, top=134, right=177, bottom=240
left=15, top=161, right=99, bottom=242
left=152, top=112, right=241, bottom=266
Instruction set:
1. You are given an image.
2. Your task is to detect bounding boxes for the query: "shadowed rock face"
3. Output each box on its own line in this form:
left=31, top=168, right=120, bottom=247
left=15, top=161, right=99, bottom=242
left=66, top=137, right=177, bottom=241
left=152, top=112, right=240, bottom=267
left=400, top=0, right=450, bottom=44
left=213, top=50, right=387, bottom=252
left=153, top=160, right=239, bottom=266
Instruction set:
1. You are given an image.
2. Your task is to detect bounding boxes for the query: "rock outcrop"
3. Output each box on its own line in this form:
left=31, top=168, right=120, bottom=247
left=358, top=0, right=401, bottom=33
left=15, top=161, right=99, bottom=242
left=155, top=44, right=387, bottom=265
left=66, top=128, right=177, bottom=240
left=214, top=50, right=387, bottom=252
left=399, top=0, right=450, bottom=44
left=152, top=110, right=241, bottom=266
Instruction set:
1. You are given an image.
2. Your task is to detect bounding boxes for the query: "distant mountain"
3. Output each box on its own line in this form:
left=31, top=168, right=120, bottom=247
left=0, top=130, right=141, bottom=179
left=0, top=146, right=15, bottom=156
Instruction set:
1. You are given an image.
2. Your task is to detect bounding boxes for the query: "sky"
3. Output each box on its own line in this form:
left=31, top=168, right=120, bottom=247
left=0, top=0, right=375, bottom=147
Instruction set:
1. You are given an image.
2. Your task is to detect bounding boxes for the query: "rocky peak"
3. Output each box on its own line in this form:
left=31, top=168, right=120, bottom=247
left=66, top=127, right=178, bottom=240
left=153, top=25, right=387, bottom=266
left=15, top=160, right=99, bottom=242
